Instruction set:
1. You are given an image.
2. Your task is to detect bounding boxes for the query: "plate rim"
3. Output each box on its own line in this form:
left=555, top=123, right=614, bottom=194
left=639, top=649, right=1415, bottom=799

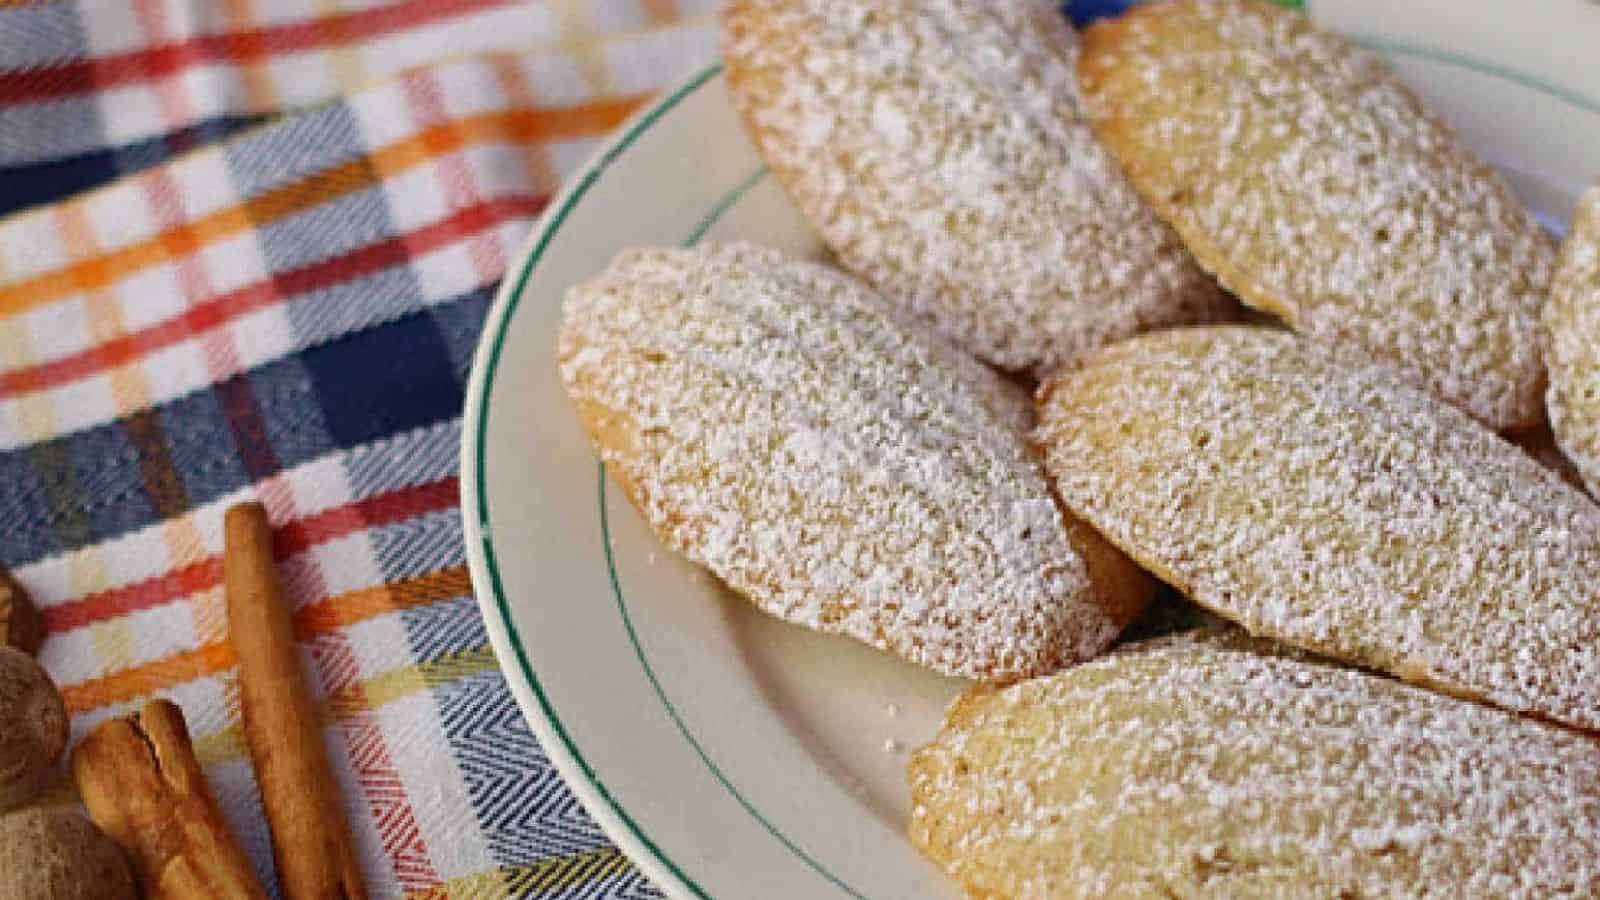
left=460, top=62, right=727, bottom=900
left=460, top=28, right=1600, bottom=900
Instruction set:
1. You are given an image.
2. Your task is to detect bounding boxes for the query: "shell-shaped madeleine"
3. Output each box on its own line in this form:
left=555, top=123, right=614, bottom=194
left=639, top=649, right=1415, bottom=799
left=1545, top=184, right=1600, bottom=497
left=559, top=242, right=1152, bottom=680
left=721, top=0, right=1228, bottom=377
left=910, top=633, right=1600, bottom=899
left=1036, top=325, right=1600, bottom=730
left=1077, top=0, right=1553, bottom=429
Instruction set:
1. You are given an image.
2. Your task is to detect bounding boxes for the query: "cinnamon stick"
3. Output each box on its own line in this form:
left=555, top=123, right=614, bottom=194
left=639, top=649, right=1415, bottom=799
left=0, top=565, right=43, bottom=655
left=224, top=502, right=367, bottom=900
left=72, top=698, right=268, bottom=900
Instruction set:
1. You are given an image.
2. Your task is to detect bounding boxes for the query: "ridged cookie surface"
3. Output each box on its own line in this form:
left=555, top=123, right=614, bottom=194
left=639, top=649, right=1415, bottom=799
left=558, top=242, right=1152, bottom=681
left=1078, top=0, right=1553, bottom=429
left=721, top=0, right=1227, bottom=376
left=909, top=633, right=1600, bottom=899
left=1035, top=326, right=1600, bottom=730
left=1545, top=184, right=1600, bottom=496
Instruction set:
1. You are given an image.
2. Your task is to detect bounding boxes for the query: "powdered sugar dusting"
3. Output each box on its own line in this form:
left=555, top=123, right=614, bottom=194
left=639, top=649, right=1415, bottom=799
left=1077, top=0, right=1554, bottom=429
left=909, top=633, right=1600, bottom=898
left=1544, top=184, right=1600, bottom=497
left=721, top=0, right=1229, bottom=376
left=559, top=242, right=1139, bottom=680
left=1036, top=326, right=1600, bottom=731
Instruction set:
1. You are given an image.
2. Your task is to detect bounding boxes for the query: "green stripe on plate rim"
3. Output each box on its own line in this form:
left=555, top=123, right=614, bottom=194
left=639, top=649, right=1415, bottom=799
left=474, top=63, right=723, bottom=900
left=1348, top=34, right=1600, bottom=116
left=593, top=161, right=874, bottom=896
left=1299, top=0, right=1600, bottom=115
left=474, top=61, right=866, bottom=899
left=472, top=37, right=1600, bottom=900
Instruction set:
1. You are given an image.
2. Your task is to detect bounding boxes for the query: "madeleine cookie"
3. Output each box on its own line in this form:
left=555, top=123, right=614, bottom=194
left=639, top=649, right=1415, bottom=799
left=721, top=0, right=1228, bottom=377
left=558, top=242, right=1152, bottom=680
left=909, top=633, right=1600, bottom=899
left=1035, top=326, right=1600, bottom=731
left=1078, top=0, right=1553, bottom=429
left=1544, top=184, right=1600, bottom=496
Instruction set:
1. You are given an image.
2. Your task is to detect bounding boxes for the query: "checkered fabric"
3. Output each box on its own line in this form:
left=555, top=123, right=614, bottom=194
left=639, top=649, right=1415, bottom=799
left=0, top=2, right=719, bottom=897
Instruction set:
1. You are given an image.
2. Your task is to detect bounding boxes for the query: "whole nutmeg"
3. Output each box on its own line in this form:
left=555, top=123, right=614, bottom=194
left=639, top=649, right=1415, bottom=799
left=0, top=646, right=68, bottom=812
left=0, top=807, right=137, bottom=900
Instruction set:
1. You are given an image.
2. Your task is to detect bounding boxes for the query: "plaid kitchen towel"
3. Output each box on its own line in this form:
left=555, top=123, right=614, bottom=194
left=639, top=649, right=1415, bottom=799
left=0, top=1, right=718, bottom=897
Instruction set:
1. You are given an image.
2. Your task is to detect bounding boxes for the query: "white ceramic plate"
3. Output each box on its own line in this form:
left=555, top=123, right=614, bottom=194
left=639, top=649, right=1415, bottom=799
left=462, top=4, right=1600, bottom=896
